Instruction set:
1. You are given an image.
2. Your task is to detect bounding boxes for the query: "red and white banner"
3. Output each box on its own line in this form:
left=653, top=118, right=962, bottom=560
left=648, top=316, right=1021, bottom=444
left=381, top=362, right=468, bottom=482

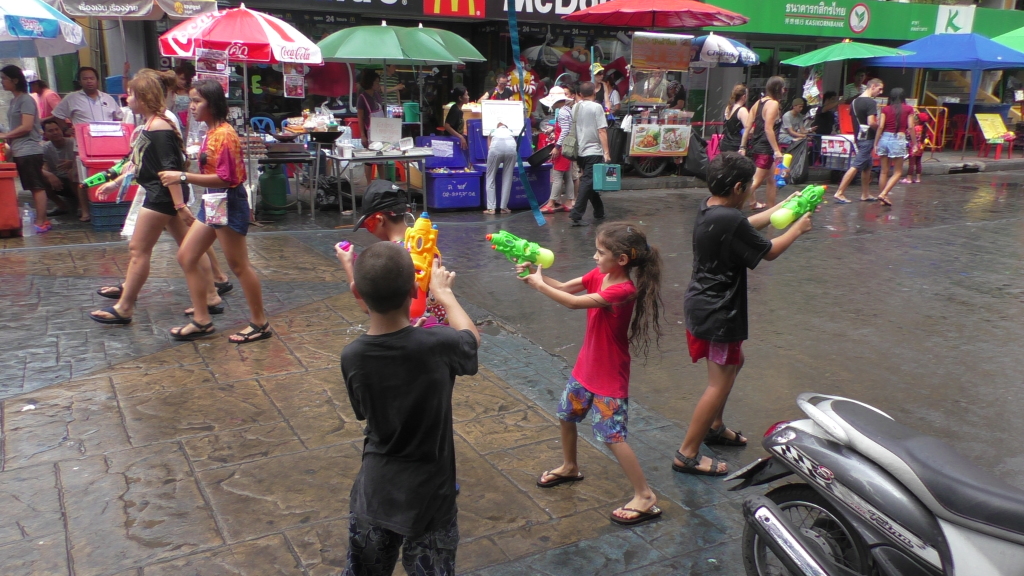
left=159, top=5, right=321, bottom=64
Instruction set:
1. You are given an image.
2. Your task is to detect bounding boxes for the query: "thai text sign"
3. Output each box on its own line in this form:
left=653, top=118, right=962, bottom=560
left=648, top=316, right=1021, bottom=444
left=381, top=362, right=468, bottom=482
left=631, top=32, right=693, bottom=72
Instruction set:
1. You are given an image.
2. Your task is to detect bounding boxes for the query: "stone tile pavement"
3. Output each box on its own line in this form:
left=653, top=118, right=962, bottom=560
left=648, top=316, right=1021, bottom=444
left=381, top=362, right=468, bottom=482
left=0, top=228, right=752, bottom=575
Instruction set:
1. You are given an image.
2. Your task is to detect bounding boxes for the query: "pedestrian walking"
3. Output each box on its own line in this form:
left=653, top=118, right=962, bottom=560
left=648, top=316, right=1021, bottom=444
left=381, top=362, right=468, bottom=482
left=90, top=71, right=220, bottom=326
left=873, top=88, right=917, bottom=207
left=162, top=79, right=270, bottom=343
left=520, top=222, right=664, bottom=526
left=718, top=84, right=748, bottom=154
left=0, top=66, right=48, bottom=232
left=738, top=76, right=784, bottom=211
left=568, top=81, right=610, bottom=227
left=341, top=243, right=479, bottom=576
left=832, top=79, right=885, bottom=203
left=540, top=85, right=575, bottom=213
left=483, top=122, right=517, bottom=214
left=673, top=153, right=812, bottom=476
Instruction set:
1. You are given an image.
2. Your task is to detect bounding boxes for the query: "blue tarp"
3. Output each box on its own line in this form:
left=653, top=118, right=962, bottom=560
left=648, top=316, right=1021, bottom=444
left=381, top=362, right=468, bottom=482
left=865, top=34, right=1024, bottom=151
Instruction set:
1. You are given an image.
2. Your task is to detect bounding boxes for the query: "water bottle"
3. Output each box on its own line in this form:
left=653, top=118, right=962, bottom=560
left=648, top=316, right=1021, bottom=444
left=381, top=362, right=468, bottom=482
left=21, top=203, right=34, bottom=236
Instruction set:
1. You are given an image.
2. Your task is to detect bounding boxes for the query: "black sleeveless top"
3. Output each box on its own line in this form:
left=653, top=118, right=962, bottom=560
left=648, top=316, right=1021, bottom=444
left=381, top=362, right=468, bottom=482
left=749, top=98, right=781, bottom=155
left=720, top=105, right=744, bottom=151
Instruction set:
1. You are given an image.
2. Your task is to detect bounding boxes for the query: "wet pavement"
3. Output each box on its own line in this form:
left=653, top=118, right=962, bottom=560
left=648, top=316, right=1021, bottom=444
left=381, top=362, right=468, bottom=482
left=1, top=171, right=1023, bottom=574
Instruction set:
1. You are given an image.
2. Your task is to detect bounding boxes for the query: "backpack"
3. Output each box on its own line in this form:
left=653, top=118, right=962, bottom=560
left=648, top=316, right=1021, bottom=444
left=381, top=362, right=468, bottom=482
left=560, top=103, right=581, bottom=161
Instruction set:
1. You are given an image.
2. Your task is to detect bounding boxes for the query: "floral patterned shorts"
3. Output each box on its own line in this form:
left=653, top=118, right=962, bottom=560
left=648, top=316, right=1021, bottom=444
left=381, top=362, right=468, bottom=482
left=557, top=376, right=629, bottom=444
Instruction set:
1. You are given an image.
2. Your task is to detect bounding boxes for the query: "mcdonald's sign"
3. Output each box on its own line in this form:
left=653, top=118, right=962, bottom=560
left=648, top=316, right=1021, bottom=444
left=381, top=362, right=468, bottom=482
left=425, top=0, right=486, bottom=18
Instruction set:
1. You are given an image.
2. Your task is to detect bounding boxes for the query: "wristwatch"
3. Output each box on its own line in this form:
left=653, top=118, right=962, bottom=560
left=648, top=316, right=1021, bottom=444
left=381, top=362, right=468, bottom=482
left=179, top=173, right=188, bottom=184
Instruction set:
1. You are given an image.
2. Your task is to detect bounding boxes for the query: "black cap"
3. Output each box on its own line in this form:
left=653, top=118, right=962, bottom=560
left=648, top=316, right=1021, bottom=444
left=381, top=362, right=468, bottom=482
left=353, top=180, right=410, bottom=230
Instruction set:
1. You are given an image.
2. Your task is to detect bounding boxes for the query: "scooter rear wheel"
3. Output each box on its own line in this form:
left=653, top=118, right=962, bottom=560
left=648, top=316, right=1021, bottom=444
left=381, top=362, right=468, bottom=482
left=742, top=483, right=873, bottom=576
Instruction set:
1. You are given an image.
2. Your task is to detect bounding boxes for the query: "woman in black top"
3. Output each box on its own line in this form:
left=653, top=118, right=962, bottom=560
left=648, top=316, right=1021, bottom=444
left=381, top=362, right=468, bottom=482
left=738, top=76, right=784, bottom=210
left=444, top=86, right=469, bottom=150
left=719, top=84, right=748, bottom=153
left=666, top=82, right=687, bottom=110
left=89, top=70, right=219, bottom=325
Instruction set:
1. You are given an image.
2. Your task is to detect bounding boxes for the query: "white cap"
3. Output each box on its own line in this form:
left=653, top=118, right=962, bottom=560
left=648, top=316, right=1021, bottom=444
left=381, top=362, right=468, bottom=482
left=540, top=86, right=570, bottom=108
left=23, top=70, right=39, bottom=83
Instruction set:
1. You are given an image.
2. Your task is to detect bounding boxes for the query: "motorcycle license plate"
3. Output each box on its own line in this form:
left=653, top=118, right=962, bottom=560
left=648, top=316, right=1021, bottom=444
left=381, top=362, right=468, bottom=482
left=724, top=456, right=772, bottom=483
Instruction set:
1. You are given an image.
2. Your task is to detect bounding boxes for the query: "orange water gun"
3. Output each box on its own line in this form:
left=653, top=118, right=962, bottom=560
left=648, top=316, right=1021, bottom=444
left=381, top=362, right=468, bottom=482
left=404, top=211, right=440, bottom=294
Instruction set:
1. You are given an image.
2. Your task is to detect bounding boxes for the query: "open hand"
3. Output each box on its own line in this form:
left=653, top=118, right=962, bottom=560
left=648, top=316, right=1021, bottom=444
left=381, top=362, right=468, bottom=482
left=96, top=181, right=118, bottom=201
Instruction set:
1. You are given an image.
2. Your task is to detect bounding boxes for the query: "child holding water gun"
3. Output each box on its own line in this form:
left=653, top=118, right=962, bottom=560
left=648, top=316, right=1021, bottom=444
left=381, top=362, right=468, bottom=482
left=673, top=152, right=811, bottom=476
left=517, top=222, right=664, bottom=526
left=902, top=111, right=929, bottom=185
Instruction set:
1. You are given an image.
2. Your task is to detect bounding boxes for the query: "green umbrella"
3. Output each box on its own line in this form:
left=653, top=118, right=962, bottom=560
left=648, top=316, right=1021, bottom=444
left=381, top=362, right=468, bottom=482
left=417, top=25, right=486, bottom=63
left=993, top=26, right=1024, bottom=53
left=318, top=24, right=461, bottom=65
left=782, top=39, right=913, bottom=67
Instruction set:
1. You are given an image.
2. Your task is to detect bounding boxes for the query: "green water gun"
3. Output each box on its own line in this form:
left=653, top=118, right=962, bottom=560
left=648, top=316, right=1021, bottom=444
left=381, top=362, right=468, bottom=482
left=770, top=185, right=826, bottom=229
left=83, top=159, right=127, bottom=188
left=486, top=230, right=555, bottom=277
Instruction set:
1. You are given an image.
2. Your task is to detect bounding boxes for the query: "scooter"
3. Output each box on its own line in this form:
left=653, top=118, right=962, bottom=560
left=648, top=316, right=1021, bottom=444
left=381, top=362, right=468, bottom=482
left=727, top=393, right=1024, bottom=576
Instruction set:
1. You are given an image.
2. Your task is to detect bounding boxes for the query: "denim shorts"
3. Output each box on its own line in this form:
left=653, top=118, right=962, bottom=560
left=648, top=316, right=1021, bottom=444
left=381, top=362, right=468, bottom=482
left=852, top=139, right=874, bottom=170
left=876, top=132, right=908, bottom=158
left=197, top=184, right=249, bottom=236
left=557, top=376, right=628, bottom=444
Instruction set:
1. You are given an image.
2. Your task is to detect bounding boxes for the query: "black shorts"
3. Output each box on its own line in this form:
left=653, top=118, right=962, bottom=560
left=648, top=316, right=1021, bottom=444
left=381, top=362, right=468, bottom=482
left=142, top=188, right=191, bottom=216
left=14, top=154, right=46, bottom=192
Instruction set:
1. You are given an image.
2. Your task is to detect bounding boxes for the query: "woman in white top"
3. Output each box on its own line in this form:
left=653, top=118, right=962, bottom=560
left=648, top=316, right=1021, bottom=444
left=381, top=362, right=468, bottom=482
left=484, top=122, right=518, bottom=214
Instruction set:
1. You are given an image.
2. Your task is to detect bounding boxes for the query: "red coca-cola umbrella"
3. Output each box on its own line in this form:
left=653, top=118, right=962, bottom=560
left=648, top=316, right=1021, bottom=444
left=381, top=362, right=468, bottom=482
left=562, top=0, right=748, bottom=28
left=159, top=4, right=322, bottom=64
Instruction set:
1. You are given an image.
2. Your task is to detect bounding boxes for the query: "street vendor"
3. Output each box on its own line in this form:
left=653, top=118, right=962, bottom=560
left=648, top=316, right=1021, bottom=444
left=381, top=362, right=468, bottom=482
left=480, top=74, right=513, bottom=101
left=52, top=67, right=123, bottom=130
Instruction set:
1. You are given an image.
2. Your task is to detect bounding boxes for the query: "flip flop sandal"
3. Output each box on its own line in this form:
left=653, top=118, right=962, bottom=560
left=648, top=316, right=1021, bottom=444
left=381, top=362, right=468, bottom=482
left=96, top=283, right=124, bottom=300
left=610, top=505, right=662, bottom=526
left=184, top=303, right=225, bottom=316
left=833, top=198, right=852, bottom=204
left=229, top=321, right=273, bottom=344
left=215, top=281, right=233, bottom=296
left=90, top=306, right=132, bottom=325
left=501, top=209, right=512, bottom=214
left=539, top=205, right=557, bottom=214
left=860, top=197, right=879, bottom=202
left=536, top=470, right=585, bottom=488
left=672, top=451, right=728, bottom=477
left=750, top=202, right=767, bottom=211
left=704, top=424, right=747, bottom=447
left=170, top=319, right=216, bottom=341
left=879, top=197, right=893, bottom=206
left=561, top=205, right=573, bottom=212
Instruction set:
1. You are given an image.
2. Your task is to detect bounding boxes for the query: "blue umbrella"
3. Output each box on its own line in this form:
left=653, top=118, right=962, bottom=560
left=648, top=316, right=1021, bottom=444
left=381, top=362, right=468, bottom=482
left=0, top=0, right=85, bottom=57
left=865, top=33, right=1024, bottom=155
left=691, top=34, right=759, bottom=68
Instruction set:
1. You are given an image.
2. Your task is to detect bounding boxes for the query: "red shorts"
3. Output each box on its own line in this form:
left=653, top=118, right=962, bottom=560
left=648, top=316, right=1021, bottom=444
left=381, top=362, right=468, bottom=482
left=686, top=331, right=744, bottom=366
left=752, top=153, right=774, bottom=170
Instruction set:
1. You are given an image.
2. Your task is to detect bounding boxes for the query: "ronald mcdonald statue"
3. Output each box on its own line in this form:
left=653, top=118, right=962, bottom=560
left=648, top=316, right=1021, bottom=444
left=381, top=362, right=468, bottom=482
left=509, top=56, right=540, bottom=116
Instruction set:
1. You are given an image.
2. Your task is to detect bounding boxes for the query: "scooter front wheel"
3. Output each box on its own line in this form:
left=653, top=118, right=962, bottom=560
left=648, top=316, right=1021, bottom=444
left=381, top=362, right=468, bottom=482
left=742, top=484, right=872, bottom=576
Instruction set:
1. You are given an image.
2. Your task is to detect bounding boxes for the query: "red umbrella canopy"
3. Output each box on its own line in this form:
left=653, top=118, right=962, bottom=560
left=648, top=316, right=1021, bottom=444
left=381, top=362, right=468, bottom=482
left=562, top=0, right=748, bottom=28
left=159, top=4, right=322, bottom=64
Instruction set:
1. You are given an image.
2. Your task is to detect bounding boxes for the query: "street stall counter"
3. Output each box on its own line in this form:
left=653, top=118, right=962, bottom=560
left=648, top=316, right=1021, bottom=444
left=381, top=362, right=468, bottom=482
left=415, top=136, right=482, bottom=211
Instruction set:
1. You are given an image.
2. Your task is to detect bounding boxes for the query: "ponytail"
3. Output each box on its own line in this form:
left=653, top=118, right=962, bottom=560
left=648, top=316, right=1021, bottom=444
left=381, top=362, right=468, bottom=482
left=596, top=222, right=664, bottom=360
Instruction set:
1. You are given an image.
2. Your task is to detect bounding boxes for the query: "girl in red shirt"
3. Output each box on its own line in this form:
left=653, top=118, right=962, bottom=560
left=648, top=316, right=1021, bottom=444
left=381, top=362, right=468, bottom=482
left=518, top=222, right=664, bottom=526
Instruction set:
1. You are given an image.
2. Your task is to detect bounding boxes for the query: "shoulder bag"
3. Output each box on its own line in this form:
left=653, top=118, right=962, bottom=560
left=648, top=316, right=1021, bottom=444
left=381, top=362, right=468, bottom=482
left=560, top=103, right=581, bottom=161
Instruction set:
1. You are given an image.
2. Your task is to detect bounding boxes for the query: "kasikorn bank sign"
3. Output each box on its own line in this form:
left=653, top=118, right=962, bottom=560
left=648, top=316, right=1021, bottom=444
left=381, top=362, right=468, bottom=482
left=704, top=0, right=1024, bottom=41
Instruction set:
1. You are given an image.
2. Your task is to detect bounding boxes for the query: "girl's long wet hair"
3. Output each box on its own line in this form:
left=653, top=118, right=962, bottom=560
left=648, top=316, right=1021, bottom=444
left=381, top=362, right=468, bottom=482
left=597, top=222, right=663, bottom=359
left=128, top=69, right=187, bottom=167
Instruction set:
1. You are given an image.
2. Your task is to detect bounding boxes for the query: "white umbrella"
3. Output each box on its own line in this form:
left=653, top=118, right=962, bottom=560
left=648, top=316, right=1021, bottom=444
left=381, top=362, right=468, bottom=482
left=0, top=0, right=85, bottom=57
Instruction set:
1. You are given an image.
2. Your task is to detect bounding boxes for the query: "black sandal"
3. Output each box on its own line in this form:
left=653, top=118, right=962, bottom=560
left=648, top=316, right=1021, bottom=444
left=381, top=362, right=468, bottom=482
left=170, top=320, right=216, bottom=341
left=184, top=303, right=225, bottom=316
left=90, top=305, right=132, bottom=325
left=229, top=321, right=273, bottom=344
left=704, top=424, right=747, bottom=447
left=610, top=504, right=662, bottom=526
left=96, top=283, right=124, bottom=300
left=215, top=280, right=233, bottom=296
left=672, top=451, right=728, bottom=477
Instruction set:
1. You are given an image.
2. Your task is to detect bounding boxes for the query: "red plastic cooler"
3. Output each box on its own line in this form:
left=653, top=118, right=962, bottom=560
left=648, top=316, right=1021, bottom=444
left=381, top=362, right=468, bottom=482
left=77, top=123, right=138, bottom=203
left=0, top=162, right=20, bottom=237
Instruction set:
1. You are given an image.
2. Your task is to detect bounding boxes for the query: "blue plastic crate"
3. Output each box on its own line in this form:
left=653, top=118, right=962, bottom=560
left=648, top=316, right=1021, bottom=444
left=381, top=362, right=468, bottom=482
left=415, top=136, right=470, bottom=169
left=90, top=201, right=130, bottom=232
left=593, top=163, right=622, bottom=191
left=473, top=164, right=552, bottom=210
left=466, top=119, right=533, bottom=164
left=424, top=172, right=483, bottom=211
left=105, top=75, right=124, bottom=96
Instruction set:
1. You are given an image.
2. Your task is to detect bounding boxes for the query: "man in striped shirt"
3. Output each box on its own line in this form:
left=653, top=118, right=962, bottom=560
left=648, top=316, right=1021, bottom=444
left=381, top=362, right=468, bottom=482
left=382, top=64, right=405, bottom=107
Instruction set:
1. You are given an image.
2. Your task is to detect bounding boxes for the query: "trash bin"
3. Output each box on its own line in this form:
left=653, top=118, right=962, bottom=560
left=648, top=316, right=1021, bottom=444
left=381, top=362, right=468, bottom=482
left=0, top=162, right=20, bottom=237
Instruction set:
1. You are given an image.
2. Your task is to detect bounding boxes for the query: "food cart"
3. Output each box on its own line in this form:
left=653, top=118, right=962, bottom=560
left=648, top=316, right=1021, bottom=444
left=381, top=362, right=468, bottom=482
left=622, top=32, right=694, bottom=178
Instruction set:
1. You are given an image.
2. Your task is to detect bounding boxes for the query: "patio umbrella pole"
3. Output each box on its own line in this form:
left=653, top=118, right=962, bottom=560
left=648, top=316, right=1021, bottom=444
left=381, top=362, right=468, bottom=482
left=702, top=68, right=710, bottom=139
left=243, top=64, right=255, bottom=221
left=118, top=17, right=127, bottom=75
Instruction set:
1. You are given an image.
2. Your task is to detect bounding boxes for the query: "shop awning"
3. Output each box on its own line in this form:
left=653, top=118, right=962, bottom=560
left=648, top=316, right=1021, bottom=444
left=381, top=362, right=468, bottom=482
left=59, top=0, right=216, bottom=20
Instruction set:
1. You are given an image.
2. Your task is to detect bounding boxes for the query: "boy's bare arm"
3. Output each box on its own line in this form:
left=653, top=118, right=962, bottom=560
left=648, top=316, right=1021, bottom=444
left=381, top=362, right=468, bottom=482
left=748, top=188, right=802, bottom=230
left=429, top=260, right=480, bottom=346
left=764, top=214, right=812, bottom=261
left=335, top=243, right=369, bottom=315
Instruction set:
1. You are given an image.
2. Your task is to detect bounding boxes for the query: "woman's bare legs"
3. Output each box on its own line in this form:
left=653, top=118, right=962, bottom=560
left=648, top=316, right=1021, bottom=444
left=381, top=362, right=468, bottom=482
left=879, top=156, right=904, bottom=202
left=206, top=247, right=229, bottom=284
left=216, top=228, right=267, bottom=331
left=175, top=221, right=219, bottom=334
left=164, top=217, right=220, bottom=308
left=748, top=167, right=772, bottom=209
left=91, top=208, right=171, bottom=319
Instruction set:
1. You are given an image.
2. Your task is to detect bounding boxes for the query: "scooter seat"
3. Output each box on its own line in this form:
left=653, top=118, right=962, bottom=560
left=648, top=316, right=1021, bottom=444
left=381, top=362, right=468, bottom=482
left=830, top=399, right=1024, bottom=538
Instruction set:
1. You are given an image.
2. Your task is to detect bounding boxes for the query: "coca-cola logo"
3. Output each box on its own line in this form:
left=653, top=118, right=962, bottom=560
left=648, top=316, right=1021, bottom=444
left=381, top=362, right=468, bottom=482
left=280, top=46, right=311, bottom=61
left=226, top=43, right=249, bottom=58
left=166, top=10, right=221, bottom=56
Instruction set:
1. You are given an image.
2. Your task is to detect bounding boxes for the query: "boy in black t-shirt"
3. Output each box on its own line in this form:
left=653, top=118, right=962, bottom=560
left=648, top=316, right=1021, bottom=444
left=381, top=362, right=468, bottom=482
left=672, top=152, right=812, bottom=477
left=341, top=242, right=479, bottom=576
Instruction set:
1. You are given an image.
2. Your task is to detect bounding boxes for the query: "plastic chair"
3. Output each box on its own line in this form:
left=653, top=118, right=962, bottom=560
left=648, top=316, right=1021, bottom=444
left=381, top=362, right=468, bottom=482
left=251, top=117, right=276, bottom=134
left=950, top=115, right=974, bottom=150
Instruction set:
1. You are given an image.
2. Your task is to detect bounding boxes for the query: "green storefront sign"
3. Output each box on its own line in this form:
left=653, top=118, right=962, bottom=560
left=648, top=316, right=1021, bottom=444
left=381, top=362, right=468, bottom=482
left=705, top=0, right=1024, bottom=41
